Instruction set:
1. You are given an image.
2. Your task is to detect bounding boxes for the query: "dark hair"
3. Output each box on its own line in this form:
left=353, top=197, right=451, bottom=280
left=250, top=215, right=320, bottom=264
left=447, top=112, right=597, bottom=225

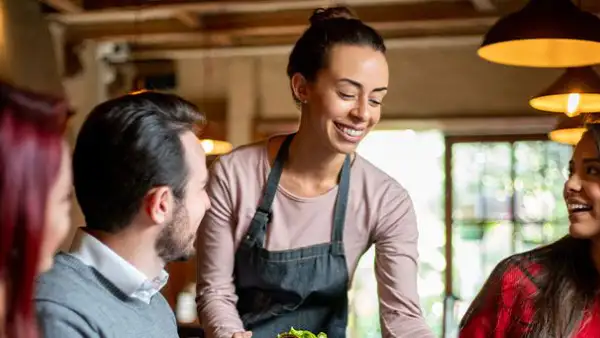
left=0, top=81, right=68, bottom=338
left=286, top=6, right=386, bottom=102
left=525, top=236, right=597, bottom=337
left=72, top=91, right=204, bottom=233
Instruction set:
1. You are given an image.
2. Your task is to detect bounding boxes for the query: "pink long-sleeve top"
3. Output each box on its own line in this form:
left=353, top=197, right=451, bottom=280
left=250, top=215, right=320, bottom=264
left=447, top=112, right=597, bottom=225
left=195, top=138, right=433, bottom=338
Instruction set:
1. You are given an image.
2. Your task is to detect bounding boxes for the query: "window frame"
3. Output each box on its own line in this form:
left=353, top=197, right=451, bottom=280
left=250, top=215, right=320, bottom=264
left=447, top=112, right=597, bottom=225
left=442, top=133, right=566, bottom=337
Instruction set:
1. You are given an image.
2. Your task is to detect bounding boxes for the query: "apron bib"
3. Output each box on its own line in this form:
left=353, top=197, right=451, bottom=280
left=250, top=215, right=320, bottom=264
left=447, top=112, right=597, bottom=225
left=234, top=134, right=351, bottom=338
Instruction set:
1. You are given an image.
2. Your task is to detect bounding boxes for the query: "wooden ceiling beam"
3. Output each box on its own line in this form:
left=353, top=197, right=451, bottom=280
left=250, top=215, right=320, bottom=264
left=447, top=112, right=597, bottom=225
left=131, top=35, right=484, bottom=59
left=69, top=17, right=495, bottom=46
left=40, top=0, right=82, bottom=13
left=47, top=0, right=445, bottom=25
left=63, top=1, right=493, bottom=43
left=173, top=11, right=201, bottom=29
left=469, top=0, right=496, bottom=12
left=199, top=2, right=484, bottom=29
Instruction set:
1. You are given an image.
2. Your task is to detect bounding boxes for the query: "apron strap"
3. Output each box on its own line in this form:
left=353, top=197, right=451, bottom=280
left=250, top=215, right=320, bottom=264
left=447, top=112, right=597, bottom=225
left=331, top=155, right=350, bottom=255
left=258, top=134, right=294, bottom=215
left=245, top=134, right=294, bottom=247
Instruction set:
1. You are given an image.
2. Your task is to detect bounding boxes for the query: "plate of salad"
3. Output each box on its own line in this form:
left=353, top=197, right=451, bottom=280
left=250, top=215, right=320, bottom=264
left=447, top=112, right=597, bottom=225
left=277, top=327, right=327, bottom=338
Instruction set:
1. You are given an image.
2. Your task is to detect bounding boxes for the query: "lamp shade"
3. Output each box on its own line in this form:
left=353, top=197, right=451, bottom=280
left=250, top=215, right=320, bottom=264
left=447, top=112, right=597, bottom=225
left=200, top=139, right=233, bottom=156
left=530, top=67, right=600, bottom=115
left=548, top=114, right=586, bottom=145
left=478, top=0, right=600, bottom=68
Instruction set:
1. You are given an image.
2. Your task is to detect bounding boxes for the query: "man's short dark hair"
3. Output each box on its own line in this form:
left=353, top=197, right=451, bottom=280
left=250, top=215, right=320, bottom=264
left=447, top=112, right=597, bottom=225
left=72, top=91, right=205, bottom=233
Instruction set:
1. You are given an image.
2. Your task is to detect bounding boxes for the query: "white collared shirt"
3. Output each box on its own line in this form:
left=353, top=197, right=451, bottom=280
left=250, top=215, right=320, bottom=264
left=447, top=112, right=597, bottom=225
left=69, top=229, right=169, bottom=304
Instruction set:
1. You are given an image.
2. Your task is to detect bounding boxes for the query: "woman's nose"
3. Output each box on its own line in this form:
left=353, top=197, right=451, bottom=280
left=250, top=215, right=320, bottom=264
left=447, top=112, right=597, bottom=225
left=565, top=173, right=582, bottom=193
left=350, top=98, right=370, bottom=122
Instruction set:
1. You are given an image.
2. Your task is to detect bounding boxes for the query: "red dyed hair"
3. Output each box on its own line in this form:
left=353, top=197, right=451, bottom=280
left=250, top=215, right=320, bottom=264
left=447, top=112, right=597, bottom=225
left=0, top=82, right=68, bottom=338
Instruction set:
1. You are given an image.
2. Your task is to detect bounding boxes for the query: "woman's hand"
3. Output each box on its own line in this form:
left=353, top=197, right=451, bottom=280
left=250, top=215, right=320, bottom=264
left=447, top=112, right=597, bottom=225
left=232, top=331, right=252, bottom=338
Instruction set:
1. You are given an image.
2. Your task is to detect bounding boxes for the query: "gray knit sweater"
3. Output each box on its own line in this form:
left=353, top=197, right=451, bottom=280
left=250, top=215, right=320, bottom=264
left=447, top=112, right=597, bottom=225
left=35, top=253, right=178, bottom=338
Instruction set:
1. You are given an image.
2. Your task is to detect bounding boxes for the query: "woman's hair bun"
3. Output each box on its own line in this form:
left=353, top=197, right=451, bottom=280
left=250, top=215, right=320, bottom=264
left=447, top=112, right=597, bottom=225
left=309, top=6, right=357, bottom=25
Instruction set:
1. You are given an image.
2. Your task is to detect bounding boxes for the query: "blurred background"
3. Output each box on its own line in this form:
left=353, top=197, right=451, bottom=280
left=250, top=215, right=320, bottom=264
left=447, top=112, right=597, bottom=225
left=12, top=0, right=600, bottom=336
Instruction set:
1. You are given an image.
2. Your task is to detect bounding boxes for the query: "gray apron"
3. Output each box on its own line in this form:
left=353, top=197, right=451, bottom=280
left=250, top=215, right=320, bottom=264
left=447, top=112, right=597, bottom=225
left=234, top=133, right=351, bottom=338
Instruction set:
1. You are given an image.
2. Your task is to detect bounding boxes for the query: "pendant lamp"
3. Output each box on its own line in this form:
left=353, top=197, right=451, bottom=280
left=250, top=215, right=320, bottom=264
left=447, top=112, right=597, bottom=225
left=548, top=114, right=586, bottom=145
left=200, top=139, right=233, bottom=156
left=530, top=67, right=600, bottom=115
left=129, top=90, right=233, bottom=156
left=478, top=0, right=600, bottom=68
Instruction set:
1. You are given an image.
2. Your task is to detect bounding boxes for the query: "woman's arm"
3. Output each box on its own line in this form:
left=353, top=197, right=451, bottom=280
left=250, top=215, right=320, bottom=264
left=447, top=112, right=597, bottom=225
left=196, top=159, right=246, bottom=338
left=373, top=184, right=435, bottom=338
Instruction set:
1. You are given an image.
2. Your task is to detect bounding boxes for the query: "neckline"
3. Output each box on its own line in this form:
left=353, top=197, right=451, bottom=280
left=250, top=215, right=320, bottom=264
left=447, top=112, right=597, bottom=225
left=260, top=135, right=358, bottom=201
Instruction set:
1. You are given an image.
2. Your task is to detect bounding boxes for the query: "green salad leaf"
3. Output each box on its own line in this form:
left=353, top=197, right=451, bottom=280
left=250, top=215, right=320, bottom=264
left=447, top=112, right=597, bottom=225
left=277, top=327, right=327, bottom=338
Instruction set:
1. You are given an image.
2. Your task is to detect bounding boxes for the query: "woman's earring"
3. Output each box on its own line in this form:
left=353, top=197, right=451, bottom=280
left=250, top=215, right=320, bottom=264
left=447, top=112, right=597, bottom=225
left=302, top=100, right=308, bottom=105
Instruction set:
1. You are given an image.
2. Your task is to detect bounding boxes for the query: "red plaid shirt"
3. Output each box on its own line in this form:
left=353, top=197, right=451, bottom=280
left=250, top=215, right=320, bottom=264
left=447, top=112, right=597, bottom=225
left=459, top=257, right=600, bottom=337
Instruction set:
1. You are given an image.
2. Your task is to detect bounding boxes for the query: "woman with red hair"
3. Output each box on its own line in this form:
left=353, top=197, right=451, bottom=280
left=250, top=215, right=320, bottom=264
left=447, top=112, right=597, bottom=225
left=0, top=81, right=72, bottom=338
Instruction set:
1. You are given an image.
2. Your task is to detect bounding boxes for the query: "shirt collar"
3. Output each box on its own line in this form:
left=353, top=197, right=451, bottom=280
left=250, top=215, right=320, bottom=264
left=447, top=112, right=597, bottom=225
left=69, top=228, right=169, bottom=304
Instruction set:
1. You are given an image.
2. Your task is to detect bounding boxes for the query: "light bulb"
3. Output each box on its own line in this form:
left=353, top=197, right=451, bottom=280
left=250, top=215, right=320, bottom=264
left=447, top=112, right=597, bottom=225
left=201, top=139, right=215, bottom=153
left=566, top=93, right=581, bottom=117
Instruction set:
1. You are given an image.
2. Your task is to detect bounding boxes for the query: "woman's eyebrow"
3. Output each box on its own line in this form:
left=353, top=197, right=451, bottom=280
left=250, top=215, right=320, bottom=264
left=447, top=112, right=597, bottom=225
left=337, top=78, right=387, bottom=92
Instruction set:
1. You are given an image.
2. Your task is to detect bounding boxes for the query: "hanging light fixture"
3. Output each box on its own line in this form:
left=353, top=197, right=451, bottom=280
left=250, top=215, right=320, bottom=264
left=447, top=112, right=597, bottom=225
left=548, top=114, right=586, bottom=145
left=530, top=67, right=600, bottom=116
left=128, top=89, right=233, bottom=156
left=129, top=88, right=148, bottom=95
left=478, top=0, right=600, bottom=68
left=200, top=139, right=233, bottom=156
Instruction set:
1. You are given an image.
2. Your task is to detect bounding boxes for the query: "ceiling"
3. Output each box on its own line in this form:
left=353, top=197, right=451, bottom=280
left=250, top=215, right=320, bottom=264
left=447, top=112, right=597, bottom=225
left=39, top=0, right=600, bottom=60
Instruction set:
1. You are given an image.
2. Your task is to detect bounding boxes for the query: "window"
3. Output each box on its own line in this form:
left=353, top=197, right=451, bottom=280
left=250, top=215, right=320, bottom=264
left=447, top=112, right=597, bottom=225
left=349, top=132, right=572, bottom=337
left=445, top=136, right=572, bottom=336
left=350, top=130, right=446, bottom=337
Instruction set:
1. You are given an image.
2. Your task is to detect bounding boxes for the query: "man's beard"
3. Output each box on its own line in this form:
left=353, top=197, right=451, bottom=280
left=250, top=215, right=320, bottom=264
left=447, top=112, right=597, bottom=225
left=155, top=204, right=195, bottom=262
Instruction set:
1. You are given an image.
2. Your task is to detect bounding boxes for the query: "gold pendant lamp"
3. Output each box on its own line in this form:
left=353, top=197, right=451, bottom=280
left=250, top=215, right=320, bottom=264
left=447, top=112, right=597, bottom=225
left=478, top=0, right=600, bottom=68
left=548, top=114, right=586, bottom=145
left=530, top=67, right=600, bottom=115
left=199, top=139, right=233, bottom=156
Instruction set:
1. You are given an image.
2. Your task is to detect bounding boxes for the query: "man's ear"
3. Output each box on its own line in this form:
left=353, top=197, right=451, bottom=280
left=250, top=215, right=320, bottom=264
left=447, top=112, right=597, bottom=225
left=144, top=186, right=173, bottom=225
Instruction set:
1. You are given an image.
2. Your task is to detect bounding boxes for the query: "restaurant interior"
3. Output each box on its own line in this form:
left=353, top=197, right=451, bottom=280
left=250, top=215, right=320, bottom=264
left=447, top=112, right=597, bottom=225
left=12, top=0, right=600, bottom=336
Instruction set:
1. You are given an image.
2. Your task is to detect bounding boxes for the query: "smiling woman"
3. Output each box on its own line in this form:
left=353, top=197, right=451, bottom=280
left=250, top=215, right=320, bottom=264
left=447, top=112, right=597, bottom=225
left=286, top=6, right=388, bottom=155
left=289, top=44, right=388, bottom=153
left=459, top=123, right=600, bottom=337
left=195, top=5, right=434, bottom=338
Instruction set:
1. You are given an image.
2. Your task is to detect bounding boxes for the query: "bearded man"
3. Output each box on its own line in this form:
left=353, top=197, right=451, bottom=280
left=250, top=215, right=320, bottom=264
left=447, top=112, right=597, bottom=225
left=35, top=91, right=211, bottom=338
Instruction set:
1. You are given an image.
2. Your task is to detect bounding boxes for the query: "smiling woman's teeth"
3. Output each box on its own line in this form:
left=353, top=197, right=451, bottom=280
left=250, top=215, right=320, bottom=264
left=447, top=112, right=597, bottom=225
left=568, top=203, right=592, bottom=212
left=337, top=124, right=363, bottom=137
left=342, top=127, right=362, bottom=137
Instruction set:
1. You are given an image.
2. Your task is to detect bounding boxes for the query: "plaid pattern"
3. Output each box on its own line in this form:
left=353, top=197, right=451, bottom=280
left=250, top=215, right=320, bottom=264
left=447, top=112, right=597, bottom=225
left=458, top=253, right=600, bottom=337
